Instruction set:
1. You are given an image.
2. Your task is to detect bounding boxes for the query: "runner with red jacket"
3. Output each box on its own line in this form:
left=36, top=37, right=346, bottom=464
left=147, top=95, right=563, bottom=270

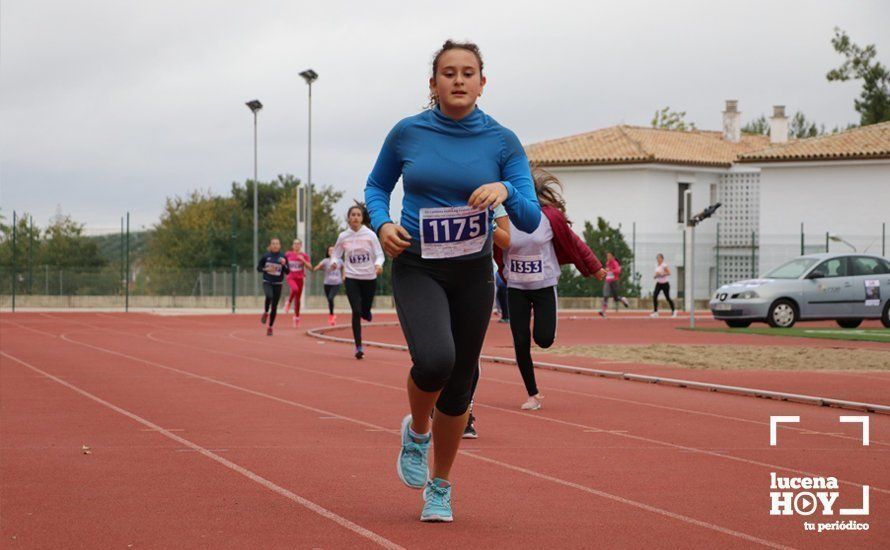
left=495, top=167, right=606, bottom=410
left=600, top=252, right=630, bottom=317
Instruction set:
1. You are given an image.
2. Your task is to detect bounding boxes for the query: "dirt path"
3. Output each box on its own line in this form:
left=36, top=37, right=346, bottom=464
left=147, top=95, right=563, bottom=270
left=550, top=344, right=890, bottom=371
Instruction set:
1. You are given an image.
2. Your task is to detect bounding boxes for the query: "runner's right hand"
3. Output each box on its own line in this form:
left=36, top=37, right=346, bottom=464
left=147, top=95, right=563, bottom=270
left=379, top=223, right=412, bottom=258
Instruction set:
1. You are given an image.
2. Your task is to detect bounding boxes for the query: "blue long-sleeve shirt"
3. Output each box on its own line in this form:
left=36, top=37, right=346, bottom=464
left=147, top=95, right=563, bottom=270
left=256, top=251, right=289, bottom=284
left=364, top=106, right=541, bottom=257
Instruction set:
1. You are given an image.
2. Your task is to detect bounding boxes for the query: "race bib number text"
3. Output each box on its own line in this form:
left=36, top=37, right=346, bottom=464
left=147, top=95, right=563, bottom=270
left=420, top=206, right=488, bottom=259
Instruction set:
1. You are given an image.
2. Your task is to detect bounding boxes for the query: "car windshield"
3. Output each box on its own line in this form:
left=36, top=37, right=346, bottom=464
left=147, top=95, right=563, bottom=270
left=765, top=258, right=819, bottom=279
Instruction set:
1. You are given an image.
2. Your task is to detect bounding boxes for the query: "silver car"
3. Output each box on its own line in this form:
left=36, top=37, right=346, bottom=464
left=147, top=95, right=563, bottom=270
left=710, top=253, right=890, bottom=329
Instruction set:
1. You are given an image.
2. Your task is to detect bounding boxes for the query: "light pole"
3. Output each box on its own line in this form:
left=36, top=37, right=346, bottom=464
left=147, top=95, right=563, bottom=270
left=685, top=199, right=722, bottom=329
left=828, top=233, right=857, bottom=252
left=299, top=69, right=318, bottom=277
left=246, top=99, right=263, bottom=295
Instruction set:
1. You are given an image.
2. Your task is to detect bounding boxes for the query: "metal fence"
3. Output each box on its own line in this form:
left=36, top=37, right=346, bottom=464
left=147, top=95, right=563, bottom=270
left=2, top=220, right=886, bottom=308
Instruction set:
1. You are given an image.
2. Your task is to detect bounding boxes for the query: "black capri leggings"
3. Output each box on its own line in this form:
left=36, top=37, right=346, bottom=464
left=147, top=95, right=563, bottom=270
left=344, top=278, right=376, bottom=346
left=324, top=283, right=340, bottom=315
left=653, top=282, right=675, bottom=312
left=393, top=252, right=494, bottom=417
left=263, top=282, right=283, bottom=327
left=508, top=286, right=558, bottom=397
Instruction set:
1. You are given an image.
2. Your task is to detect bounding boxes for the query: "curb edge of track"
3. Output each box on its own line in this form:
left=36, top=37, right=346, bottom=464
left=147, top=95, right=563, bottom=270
left=307, top=322, right=890, bottom=416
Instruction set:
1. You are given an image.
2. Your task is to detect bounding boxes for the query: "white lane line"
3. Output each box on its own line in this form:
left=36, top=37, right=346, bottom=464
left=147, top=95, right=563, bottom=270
left=465, top=452, right=793, bottom=550
left=8, top=318, right=888, bottom=495
left=144, top=325, right=888, bottom=494
left=3, top=324, right=799, bottom=546
left=227, top=325, right=890, bottom=448
left=0, top=351, right=404, bottom=550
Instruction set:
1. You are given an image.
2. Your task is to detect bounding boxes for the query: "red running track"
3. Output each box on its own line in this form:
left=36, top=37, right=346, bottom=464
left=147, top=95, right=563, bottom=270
left=1, top=312, right=887, bottom=549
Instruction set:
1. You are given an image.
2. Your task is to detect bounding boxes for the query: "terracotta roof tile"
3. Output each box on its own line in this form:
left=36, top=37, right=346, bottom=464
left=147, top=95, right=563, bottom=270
left=524, top=125, right=771, bottom=168
left=738, top=121, right=890, bottom=162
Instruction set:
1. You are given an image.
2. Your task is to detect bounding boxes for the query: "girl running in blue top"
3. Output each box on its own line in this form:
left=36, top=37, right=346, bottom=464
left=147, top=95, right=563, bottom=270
left=365, top=39, right=540, bottom=522
left=257, top=237, right=290, bottom=336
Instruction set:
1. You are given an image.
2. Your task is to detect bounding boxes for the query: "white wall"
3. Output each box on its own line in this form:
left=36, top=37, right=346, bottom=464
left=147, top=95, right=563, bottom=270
left=757, top=160, right=890, bottom=272
left=548, top=165, right=724, bottom=300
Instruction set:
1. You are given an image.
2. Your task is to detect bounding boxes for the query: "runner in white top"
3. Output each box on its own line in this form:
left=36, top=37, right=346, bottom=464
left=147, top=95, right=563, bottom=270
left=332, top=204, right=385, bottom=358
left=650, top=253, right=677, bottom=317
left=497, top=167, right=605, bottom=411
left=314, top=246, right=346, bottom=326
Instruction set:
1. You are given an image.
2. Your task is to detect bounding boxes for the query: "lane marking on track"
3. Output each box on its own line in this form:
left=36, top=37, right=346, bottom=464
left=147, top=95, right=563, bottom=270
left=465, top=452, right=793, bottom=550
left=225, top=327, right=890, bottom=447
left=143, top=324, right=889, bottom=493
left=0, top=322, right=803, bottom=546
left=0, top=350, right=405, bottom=550
left=8, top=317, right=890, bottom=494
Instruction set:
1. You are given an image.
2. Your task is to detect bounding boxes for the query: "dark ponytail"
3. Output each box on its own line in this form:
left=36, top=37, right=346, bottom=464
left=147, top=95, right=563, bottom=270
left=347, top=201, right=371, bottom=228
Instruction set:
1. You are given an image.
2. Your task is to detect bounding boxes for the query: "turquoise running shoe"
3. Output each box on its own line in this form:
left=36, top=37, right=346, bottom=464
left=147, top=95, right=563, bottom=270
left=421, top=478, right=453, bottom=522
left=397, top=414, right=429, bottom=489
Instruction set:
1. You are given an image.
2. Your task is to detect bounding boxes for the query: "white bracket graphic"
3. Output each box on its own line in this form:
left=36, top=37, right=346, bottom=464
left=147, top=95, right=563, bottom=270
left=839, top=416, right=870, bottom=446
left=840, top=486, right=870, bottom=515
left=770, top=416, right=800, bottom=446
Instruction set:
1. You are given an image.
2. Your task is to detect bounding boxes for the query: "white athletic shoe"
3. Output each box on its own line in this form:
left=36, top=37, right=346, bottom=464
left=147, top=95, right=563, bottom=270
left=672, top=311, right=679, bottom=318
left=650, top=312, right=659, bottom=318
left=521, top=394, right=544, bottom=411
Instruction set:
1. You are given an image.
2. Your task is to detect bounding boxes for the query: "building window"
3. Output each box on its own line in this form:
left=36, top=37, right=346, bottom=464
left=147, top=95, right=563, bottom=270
left=677, top=182, right=690, bottom=223
left=709, top=183, right=717, bottom=205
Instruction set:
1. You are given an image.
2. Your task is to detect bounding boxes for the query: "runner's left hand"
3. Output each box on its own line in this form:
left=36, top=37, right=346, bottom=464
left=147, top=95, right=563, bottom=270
left=468, top=182, right=508, bottom=209
left=594, top=268, right=607, bottom=281
left=375, top=265, right=383, bottom=276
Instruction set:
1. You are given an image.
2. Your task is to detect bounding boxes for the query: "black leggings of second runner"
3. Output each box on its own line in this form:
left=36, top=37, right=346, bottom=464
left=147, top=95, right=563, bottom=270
left=508, top=286, right=558, bottom=397
left=263, top=283, right=283, bottom=326
left=653, top=282, right=675, bottom=312
left=324, top=283, right=340, bottom=315
left=345, top=278, right=376, bottom=346
left=393, top=252, right=494, bottom=416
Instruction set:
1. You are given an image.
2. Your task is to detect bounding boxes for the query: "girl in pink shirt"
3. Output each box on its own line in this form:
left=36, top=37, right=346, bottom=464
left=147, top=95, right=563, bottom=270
left=599, top=252, right=630, bottom=317
left=284, top=239, right=312, bottom=327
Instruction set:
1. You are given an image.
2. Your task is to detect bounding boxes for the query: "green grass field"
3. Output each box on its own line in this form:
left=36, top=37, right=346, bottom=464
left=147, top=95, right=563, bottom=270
left=683, top=326, right=890, bottom=343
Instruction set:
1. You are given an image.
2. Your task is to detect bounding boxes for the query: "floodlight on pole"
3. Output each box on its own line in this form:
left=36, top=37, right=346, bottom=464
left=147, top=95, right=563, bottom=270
left=299, top=69, right=318, bottom=300
left=828, top=233, right=857, bottom=252
left=685, top=199, right=722, bottom=329
left=246, top=99, right=263, bottom=295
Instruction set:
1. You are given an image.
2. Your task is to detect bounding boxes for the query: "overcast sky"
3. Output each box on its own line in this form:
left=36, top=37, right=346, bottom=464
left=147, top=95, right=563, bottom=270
left=1, top=0, right=887, bottom=233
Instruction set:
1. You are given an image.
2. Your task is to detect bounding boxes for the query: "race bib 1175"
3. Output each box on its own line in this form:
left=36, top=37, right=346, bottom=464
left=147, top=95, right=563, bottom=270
left=420, top=206, right=488, bottom=259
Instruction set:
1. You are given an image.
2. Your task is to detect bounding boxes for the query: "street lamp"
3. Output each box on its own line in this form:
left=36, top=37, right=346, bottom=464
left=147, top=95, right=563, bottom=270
left=246, top=99, right=263, bottom=295
left=299, top=69, right=318, bottom=279
left=685, top=197, right=722, bottom=329
left=828, top=233, right=857, bottom=252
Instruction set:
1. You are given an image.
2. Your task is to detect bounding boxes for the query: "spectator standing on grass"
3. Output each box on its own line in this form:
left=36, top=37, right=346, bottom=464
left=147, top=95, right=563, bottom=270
left=650, top=253, right=677, bottom=317
left=599, top=251, right=629, bottom=317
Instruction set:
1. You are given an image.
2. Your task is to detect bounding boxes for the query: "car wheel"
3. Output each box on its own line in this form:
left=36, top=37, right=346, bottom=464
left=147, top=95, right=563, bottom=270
left=836, top=319, right=863, bottom=329
left=725, top=320, right=752, bottom=328
left=882, top=301, right=890, bottom=329
left=767, top=299, right=797, bottom=328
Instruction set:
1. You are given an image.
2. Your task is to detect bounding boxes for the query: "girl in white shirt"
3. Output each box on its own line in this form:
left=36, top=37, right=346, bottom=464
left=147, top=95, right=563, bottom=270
left=650, top=253, right=677, bottom=317
left=332, top=203, right=385, bottom=359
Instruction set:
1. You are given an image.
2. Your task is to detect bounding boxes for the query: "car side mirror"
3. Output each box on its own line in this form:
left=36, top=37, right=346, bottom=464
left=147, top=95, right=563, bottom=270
left=807, top=270, right=825, bottom=280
